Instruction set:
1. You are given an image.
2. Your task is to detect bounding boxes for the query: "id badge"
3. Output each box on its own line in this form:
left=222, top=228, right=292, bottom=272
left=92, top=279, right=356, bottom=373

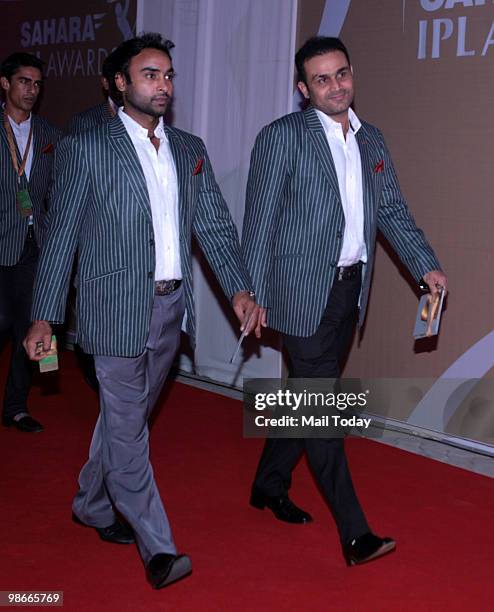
left=17, top=188, right=33, bottom=218
left=38, top=335, right=59, bottom=373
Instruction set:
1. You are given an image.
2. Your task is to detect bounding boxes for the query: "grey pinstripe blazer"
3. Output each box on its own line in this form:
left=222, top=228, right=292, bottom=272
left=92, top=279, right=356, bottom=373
left=65, top=101, right=114, bottom=135
left=0, top=109, right=61, bottom=265
left=31, top=115, right=252, bottom=356
left=241, top=106, right=441, bottom=337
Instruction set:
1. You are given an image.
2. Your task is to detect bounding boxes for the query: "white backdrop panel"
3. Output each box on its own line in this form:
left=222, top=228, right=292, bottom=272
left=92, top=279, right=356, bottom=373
left=139, top=0, right=296, bottom=384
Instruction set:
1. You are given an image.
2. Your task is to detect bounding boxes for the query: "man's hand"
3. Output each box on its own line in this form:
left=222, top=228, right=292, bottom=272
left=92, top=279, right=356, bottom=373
left=232, top=291, right=261, bottom=337
left=423, top=270, right=448, bottom=296
left=254, top=307, right=267, bottom=339
left=23, top=320, right=53, bottom=361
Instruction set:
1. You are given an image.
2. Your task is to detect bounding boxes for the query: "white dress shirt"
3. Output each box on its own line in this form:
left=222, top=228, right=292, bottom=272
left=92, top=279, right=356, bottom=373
left=315, top=107, right=367, bottom=266
left=8, top=113, right=34, bottom=224
left=119, top=109, right=181, bottom=281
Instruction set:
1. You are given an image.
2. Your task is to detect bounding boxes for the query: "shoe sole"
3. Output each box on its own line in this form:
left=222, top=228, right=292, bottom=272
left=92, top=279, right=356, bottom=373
left=347, top=540, right=396, bottom=566
left=154, top=556, right=192, bottom=589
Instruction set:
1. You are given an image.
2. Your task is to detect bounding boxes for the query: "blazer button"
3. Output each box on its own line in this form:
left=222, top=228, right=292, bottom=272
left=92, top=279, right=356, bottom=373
left=149, top=239, right=155, bottom=247
left=148, top=271, right=153, bottom=279
left=336, top=231, right=343, bottom=239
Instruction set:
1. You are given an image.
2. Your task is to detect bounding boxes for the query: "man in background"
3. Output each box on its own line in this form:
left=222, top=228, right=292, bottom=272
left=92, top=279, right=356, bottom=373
left=66, top=51, right=122, bottom=135
left=0, top=52, right=61, bottom=433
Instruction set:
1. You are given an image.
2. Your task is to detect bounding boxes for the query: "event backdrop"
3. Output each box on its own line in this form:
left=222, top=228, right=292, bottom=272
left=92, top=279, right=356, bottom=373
left=1, top=1, right=492, bottom=454
left=297, top=0, right=494, bottom=452
left=0, top=0, right=137, bottom=126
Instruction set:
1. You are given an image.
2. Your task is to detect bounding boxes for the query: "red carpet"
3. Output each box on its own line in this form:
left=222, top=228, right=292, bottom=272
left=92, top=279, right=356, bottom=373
left=1, top=349, right=493, bottom=611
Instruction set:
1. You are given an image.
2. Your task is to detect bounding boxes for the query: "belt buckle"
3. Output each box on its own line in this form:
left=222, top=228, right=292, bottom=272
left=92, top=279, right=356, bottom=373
left=155, top=279, right=179, bottom=295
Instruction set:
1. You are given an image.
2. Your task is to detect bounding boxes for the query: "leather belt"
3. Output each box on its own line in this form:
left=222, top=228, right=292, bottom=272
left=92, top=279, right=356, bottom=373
left=336, top=261, right=363, bottom=281
left=154, top=279, right=182, bottom=295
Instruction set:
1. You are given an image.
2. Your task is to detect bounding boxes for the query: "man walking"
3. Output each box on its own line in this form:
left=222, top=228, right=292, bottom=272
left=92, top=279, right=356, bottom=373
left=0, top=53, right=61, bottom=433
left=242, top=37, right=447, bottom=566
left=25, top=33, right=258, bottom=589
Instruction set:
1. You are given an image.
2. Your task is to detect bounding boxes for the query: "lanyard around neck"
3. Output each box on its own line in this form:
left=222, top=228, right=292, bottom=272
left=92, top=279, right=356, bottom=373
left=3, top=112, right=33, bottom=179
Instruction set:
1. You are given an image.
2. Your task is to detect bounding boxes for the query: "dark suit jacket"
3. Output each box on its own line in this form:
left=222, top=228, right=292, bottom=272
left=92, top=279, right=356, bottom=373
left=0, top=109, right=61, bottom=265
left=32, top=115, right=252, bottom=356
left=241, top=106, right=441, bottom=337
left=65, top=101, right=114, bottom=135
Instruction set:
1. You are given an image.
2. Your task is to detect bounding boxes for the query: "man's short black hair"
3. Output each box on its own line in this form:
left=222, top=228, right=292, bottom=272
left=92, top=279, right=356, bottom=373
left=101, top=48, right=122, bottom=101
left=0, top=52, right=44, bottom=81
left=295, top=37, right=351, bottom=84
left=111, top=32, right=175, bottom=83
left=102, top=51, right=117, bottom=82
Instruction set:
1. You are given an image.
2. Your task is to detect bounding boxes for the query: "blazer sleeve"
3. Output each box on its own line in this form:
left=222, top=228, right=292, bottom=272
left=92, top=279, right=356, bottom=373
left=376, top=130, right=441, bottom=282
left=192, top=142, right=253, bottom=299
left=31, top=135, right=90, bottom=323
left=241, top=124, right=288, bottom=308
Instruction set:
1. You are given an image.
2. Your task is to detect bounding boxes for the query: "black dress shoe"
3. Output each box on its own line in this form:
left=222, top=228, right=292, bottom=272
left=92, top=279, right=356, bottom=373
left=72, top=513, right=135, bottom=544
left=146, top=553, right=192, bottom=589
left=250, top=487, right=313, bottom=524
left=2, top=415, right=43, bottom=433
left=343, top=532, right=396, bottom=566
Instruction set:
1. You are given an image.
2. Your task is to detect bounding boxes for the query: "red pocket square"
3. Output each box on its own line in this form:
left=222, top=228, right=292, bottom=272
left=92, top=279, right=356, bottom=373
left=374, top=160, right=384, bottom=173
left=42, top=143, right=54, bottom=154
left=192, top=158, right=203, bottom=175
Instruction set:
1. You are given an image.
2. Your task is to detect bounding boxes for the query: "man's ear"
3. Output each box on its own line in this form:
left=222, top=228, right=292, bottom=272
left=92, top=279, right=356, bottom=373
left=114, top=71, right=126, bottom=94
left=297, top=80, right=309, bottom=100
left=0, top=76, right=10, bottom=93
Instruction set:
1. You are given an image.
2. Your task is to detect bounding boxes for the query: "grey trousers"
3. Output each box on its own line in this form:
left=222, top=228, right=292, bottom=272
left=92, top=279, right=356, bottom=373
left=72, top=287, right=185, bottom=564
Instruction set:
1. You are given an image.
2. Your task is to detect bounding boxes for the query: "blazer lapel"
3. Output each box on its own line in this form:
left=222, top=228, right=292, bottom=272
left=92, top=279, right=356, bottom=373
left=0, top=108, right=24, bottom=163
left=0, top=109, right=9, bottom=152
left=108, top=115, right=152, bottom=222
left=30, top=115, right=44, bottom=177
left=303, top=106, right=342, bottom=203
left=165, top=126, right=191, bottom=229
left=356, top=126, right=377, bottom=248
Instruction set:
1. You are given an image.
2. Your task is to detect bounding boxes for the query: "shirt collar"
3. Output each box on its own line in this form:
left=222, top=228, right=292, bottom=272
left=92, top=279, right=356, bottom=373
left=315, top=106, right=361, bottom=138
left=118, top=108, right=167, bottom=141
left=5, top=111, right=32, bottom=130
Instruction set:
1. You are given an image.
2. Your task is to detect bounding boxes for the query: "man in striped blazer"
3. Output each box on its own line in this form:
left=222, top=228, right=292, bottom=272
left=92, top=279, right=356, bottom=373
left=24, top=33, right=258, bottom=589
left=0, top=53, right=61, bottom=433
left=242, top=37, right=448, bottom=566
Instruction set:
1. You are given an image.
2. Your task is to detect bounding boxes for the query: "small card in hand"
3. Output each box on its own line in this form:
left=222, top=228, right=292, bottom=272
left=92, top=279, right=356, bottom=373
left=38, top=335, right=59, bottom=372
left=413, top=289, right=445, bottom=339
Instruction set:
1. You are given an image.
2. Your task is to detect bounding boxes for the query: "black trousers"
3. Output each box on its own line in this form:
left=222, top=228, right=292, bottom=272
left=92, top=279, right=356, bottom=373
left=253, top=270, right=369, bottom=544
left=0, top=230, right=38, bottom=418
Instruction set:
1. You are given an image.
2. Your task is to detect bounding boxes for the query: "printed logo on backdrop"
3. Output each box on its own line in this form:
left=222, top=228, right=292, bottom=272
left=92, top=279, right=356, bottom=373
left=405, top=0, right=494, bottom=59
left=2, top=0, right=136, bottom=79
